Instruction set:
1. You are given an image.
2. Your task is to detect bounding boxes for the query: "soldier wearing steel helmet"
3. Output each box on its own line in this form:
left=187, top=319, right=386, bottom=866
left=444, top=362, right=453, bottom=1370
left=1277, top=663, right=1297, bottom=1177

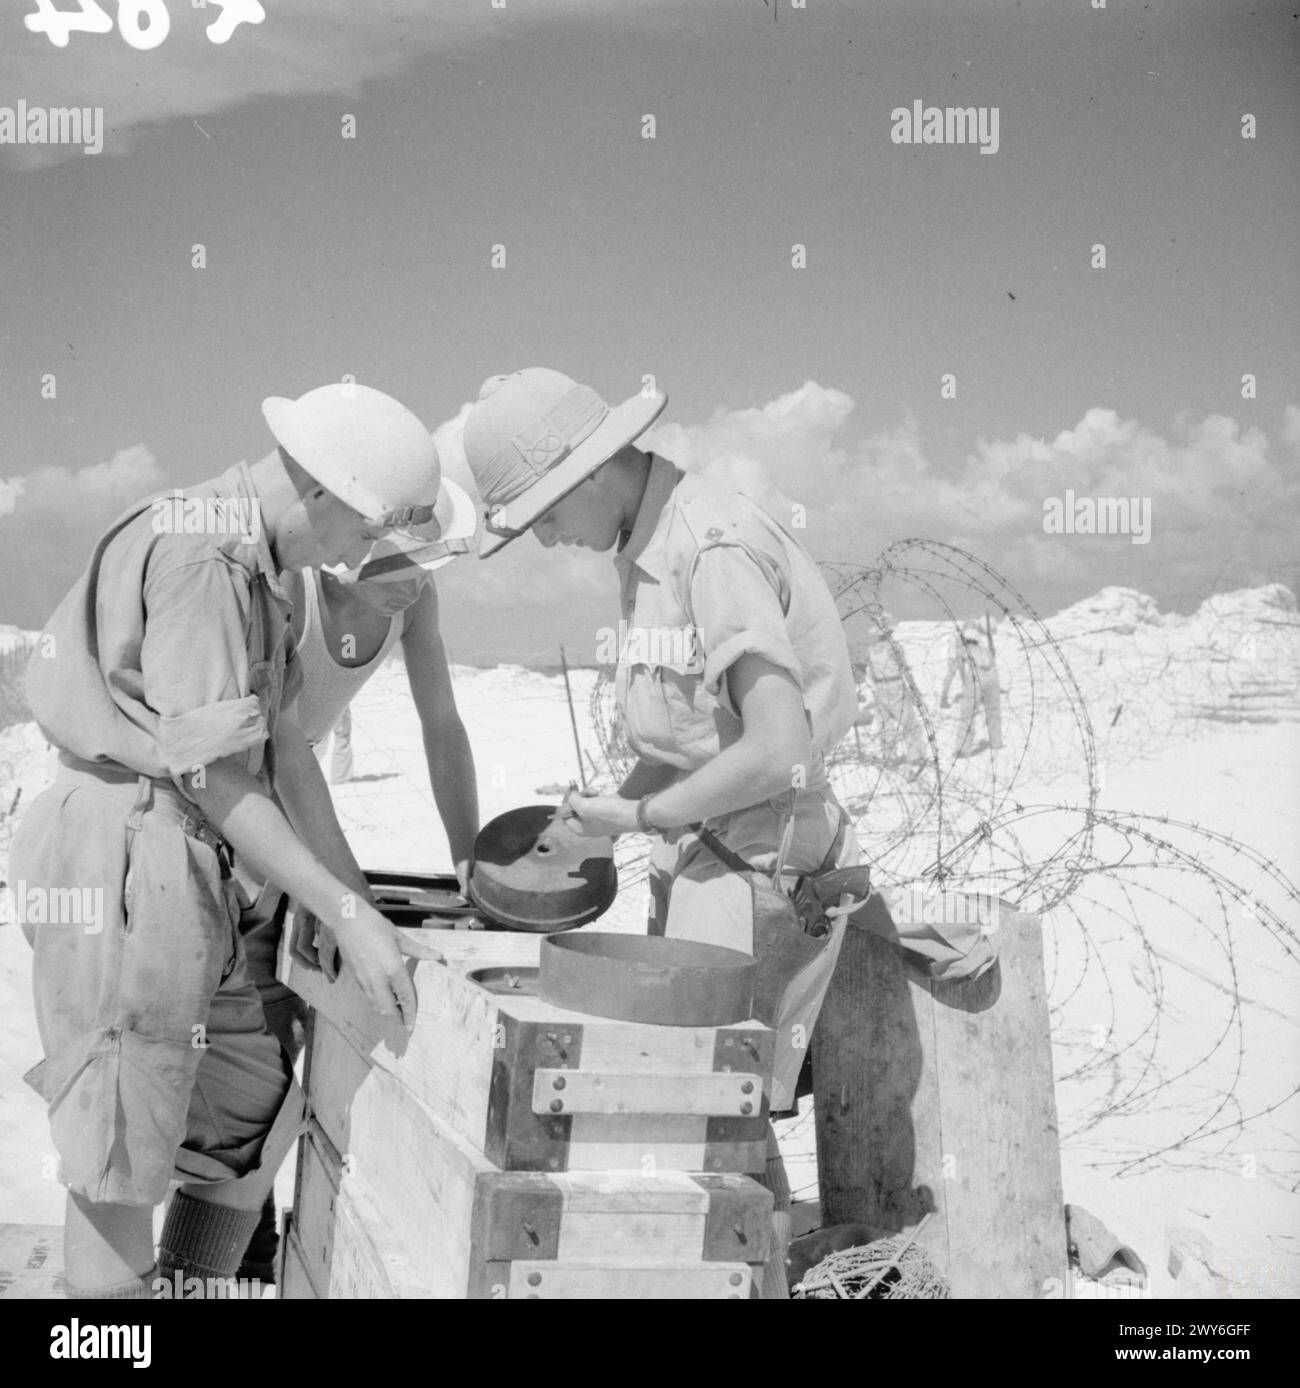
left=11, top=382, right=446, bottom=1298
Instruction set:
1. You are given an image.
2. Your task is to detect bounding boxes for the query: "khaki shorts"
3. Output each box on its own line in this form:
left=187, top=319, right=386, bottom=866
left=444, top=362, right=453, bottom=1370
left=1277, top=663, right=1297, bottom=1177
left=647, top=784, right=859, bottom=1111
left=236, top=880, right=309, bottom=1061
left=12, top=765, right=305, bottom=1207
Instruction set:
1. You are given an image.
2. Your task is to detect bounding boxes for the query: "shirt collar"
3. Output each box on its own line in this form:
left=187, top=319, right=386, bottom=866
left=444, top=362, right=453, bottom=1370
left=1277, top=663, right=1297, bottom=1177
left=614, top=453, right=681, bottom=583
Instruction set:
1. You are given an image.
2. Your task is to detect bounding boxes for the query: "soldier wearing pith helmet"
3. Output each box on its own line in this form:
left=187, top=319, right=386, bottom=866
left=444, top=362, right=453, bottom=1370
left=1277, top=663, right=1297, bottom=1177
left=13, top=381, right=444, bottom=1298
left=464, top=367, right=861, bottom=1300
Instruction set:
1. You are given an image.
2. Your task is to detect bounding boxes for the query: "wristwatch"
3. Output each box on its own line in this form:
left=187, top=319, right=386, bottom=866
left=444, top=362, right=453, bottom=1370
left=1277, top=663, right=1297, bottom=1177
left=636, top=793, right=663, bottom=833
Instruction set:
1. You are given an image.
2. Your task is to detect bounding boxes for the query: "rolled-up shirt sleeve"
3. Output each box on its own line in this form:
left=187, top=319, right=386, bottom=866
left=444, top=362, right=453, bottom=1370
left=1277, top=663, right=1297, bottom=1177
left=139, top=557, right=269, bottom=777
left=687, top=544, right=803, bottom=718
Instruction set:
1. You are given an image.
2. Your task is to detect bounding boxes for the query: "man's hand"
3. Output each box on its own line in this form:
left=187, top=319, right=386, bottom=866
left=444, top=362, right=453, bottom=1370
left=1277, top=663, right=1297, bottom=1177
left=333, top=903, right=444, bottom=1028
left=454, top=858, right=472, bottom=898
left=556, top=787, right=637, bottom=838
left=289, top=908, right=338, bottom=979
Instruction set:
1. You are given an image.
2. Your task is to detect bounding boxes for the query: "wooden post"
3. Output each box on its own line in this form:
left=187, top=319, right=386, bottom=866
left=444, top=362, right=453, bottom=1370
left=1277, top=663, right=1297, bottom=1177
left=811, top=896, right=1066, bottom=1297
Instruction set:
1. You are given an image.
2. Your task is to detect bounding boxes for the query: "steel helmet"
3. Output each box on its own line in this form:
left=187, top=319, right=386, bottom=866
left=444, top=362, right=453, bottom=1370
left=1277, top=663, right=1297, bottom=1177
left=262, top=383, right=441, bottom=521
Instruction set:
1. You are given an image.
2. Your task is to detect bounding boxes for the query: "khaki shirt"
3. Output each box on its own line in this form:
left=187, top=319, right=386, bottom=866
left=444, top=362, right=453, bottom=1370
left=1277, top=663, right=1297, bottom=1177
left=26, top=461, right=299, bottom=788
left=612, top=455, right=857, bottom=773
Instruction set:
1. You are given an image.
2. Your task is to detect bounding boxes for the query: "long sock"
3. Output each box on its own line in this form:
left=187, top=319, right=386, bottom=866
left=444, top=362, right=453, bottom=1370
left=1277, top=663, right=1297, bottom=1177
left=157, top=1192, right=260, bottom=1299
left=237, top=1193, right=280, bottom=1283
left=66, top=1264, right=158, bottom=1299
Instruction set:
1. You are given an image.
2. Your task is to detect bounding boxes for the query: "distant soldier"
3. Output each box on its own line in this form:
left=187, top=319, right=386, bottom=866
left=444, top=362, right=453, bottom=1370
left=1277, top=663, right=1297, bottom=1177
left=941, top=620, right=1005, bottom=757
left=861, top=612, right=926, bottom=763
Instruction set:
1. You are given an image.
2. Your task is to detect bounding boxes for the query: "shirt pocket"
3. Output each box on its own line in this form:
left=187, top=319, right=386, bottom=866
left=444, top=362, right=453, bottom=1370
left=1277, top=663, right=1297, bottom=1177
left=642, top=661, right=731, bottom=768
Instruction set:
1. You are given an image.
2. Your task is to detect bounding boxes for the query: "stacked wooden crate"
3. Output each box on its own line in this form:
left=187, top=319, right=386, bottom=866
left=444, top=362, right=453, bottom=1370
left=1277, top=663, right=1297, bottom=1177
left=278, top=930, right=780, bottom=1298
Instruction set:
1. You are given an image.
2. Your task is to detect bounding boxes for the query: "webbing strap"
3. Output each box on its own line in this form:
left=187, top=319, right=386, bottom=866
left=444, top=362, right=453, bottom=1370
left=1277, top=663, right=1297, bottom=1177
left=693, top=806, right=850, bottom=881
left=692, top=822, right=755, bottom=875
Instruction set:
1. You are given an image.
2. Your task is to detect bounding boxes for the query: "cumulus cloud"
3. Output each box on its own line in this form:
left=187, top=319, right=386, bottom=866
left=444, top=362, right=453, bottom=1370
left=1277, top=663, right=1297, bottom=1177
left=2, top=0, right=683, bottom=168
left=11, top=396, right=1289, bottom=658
left=7, top=444, right=166, bottom=513
left=642, top=388, right=1300, bottom=616
left=0, top=445, right=167, bottom=626
left=426, top=382, right=1299, bottom=649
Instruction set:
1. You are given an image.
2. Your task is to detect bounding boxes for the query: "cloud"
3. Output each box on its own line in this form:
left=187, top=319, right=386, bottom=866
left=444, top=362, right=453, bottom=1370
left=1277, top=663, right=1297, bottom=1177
left=0, top=445, right=167, bottom=626
left=7, top=444, right=166, bottom=512
left=8, top=396, right=1292, bottom=653
left=1, top=0, right=679, bottom=168
left=646, top=381, right=856, bottom=516
left=426, top=383, right=1300, bottom=642
left=641, top=388, right=1300, bottom=616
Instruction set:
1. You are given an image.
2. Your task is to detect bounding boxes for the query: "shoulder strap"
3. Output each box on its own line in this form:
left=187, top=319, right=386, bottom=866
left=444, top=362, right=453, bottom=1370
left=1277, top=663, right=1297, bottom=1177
left=692, top=822, right=755, bottom=875
left=693, top=804, right=850, bottom=880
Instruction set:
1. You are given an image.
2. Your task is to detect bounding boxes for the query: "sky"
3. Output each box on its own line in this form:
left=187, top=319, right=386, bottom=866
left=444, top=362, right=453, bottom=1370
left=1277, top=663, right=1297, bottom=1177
left=1, top=0, right=1297, bottom=665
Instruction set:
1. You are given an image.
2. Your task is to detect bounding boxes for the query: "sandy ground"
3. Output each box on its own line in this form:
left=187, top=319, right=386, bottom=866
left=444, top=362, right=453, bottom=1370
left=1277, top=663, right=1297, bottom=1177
left=2, top=589, right=1297, bottom=1298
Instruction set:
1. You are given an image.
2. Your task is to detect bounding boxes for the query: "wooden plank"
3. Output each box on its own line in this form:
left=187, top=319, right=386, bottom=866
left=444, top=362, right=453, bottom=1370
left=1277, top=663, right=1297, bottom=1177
left=0, top=1224, right=65, bottom=1299
left=294, top=1126, right=427, bottom=1299
left=285, top=928, right=773, bottom=1172
left=285, top=934, right=506, bottom=1153
left=566, top=1114, right=707, bottom=1171
left=813, top=897, right=1068, bottom=1298
left=278, top=1229, right=319, bottom=1300
left=307, top=1013, right=486, bottom=1297
left=534, top=1069, right=763, bottom=1117
left=548, top=1169, right=709, bottom=1214
left=506, top=1262, right=753, bottom=1299
left=927, top=904, right=1066, bottom=1297
left=550, top=1171, right=708, bottom=1262
left=298, top=1015, right=774, bottom=1297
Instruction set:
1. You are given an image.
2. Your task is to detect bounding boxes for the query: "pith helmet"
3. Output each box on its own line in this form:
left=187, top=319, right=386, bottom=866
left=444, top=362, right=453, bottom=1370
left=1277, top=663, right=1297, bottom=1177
left=464, top=367, right=667, bottom=556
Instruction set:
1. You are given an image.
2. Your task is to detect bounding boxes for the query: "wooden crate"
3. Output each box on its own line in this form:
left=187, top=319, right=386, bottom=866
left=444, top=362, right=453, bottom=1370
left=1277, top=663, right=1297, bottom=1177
left=284, top=1013, right=772, bottom=1299
left=282, top=930, right=776, bottom=1174
left=813, top=898, right=1068, bottom=1298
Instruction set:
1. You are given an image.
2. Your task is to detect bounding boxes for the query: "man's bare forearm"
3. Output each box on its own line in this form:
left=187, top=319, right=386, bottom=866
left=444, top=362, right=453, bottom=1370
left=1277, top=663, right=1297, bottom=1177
left=642, top=738, right=804, bottom=828
left=187, top=759, right=368, bottom=930
left=423, top=718, right=480, bottom=871
left=272, top=715, right=374, bottom=904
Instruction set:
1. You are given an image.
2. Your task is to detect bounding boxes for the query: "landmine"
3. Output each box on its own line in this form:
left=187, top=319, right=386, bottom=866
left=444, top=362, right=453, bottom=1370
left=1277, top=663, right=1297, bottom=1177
left=278, top=927, right=778, bottom=1298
